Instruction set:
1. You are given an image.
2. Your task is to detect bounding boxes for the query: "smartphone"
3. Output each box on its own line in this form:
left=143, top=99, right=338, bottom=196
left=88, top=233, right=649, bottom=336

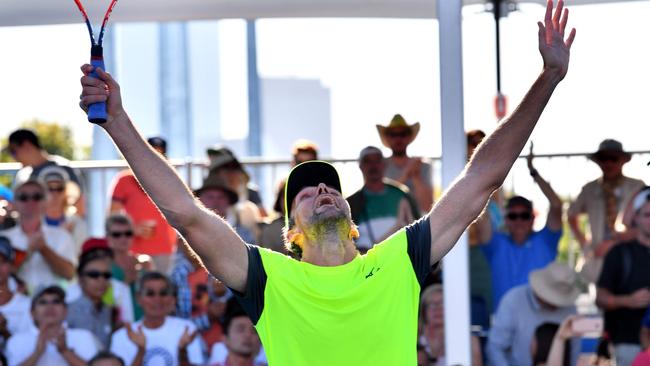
left=572, top=316, right=604, bottom=334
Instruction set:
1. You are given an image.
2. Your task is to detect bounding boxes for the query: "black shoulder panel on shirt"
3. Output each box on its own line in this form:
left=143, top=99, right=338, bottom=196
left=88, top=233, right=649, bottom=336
left=231, top=244, right=267, bottom=325
left=405, top=216, right=436, bottom=286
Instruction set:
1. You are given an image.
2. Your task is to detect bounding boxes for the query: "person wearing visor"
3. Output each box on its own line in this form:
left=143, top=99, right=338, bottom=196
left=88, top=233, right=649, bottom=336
left=78, top=1, right=575, bottom=363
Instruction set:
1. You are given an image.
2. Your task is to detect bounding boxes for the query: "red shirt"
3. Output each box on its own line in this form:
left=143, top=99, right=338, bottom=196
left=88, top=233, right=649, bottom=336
left=111, top=170, right=177, bottom=255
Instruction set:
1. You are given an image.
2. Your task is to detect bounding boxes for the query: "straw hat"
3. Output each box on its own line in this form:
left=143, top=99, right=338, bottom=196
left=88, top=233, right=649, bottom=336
left=529, top=262, right=581, bottom=307
left=376, top=114, right=420, bottom=148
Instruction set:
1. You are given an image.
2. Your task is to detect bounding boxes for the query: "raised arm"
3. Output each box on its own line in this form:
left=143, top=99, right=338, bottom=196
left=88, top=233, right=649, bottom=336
left=79, top=67, right=248, bottom=292
left=428, top=0, right=575, bottom=265
left=527, top=143, right=563, bottom=231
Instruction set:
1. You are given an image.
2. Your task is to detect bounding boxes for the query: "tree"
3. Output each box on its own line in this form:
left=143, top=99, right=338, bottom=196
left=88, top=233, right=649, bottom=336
left=20, top=119, right=76, bottom=159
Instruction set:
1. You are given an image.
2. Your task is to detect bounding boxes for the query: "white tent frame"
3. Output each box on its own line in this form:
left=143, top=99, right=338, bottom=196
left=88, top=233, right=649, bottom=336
left=3, top=1, right=642, bottom=364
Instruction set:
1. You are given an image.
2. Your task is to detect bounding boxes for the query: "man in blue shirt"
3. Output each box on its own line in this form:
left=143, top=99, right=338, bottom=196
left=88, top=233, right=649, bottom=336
left=476, top=151, right=563, bottom=310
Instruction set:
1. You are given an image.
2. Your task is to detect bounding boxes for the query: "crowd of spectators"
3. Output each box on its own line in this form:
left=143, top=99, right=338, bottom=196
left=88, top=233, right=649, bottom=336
left=0, top=122, right=648, bottom=366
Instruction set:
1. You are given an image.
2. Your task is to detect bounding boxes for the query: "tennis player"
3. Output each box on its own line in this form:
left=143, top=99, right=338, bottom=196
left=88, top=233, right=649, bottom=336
left=79, top=1, right=575, bottom=364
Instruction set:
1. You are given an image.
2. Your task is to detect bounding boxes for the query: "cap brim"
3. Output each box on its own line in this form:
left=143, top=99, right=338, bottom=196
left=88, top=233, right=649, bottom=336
left=194, top=185, right=239, bottom=205
left=284, top=161, right=341, bottom=226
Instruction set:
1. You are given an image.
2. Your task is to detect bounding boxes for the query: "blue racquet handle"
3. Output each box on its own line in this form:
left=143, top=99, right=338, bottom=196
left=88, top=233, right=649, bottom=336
left=88, top=45, right=107, bottom=124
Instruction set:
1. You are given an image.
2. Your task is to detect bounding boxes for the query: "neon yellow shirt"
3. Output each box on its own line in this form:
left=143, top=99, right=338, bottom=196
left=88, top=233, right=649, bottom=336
left=240, top=219, right=432, bottom=365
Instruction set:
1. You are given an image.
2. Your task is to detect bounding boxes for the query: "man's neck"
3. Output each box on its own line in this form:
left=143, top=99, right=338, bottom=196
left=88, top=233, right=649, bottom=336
left=301, top=237, right=358, bottom=267
left=20, top=217, right=41, bottom=233
left=142, top=316, right=165, bottom=329
left=602, top=173, right=624, bottom=184
left=23, top=151, right=48, bottom=167
left=225, top=353, right=255, bottom=366
left=390, top=153, right=409, bottom=163
left=364, top=180, right=384, bottom=193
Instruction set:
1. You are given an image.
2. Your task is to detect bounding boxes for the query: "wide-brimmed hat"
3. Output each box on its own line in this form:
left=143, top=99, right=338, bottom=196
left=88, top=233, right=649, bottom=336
left=376, top=114, right=421, bottom=148
left=588, top=139, right=631, bottom=163
left=529, top=262, right=581, bottom=307
left=284, top=161, right=341, bottom=226
left=206, top=146, right=250, bottom=180
left=194, top=175, right=239, bottom=205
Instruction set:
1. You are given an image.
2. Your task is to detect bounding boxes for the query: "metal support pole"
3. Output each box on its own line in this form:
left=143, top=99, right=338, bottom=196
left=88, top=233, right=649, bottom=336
left=437, top=1, right=472, bottom=364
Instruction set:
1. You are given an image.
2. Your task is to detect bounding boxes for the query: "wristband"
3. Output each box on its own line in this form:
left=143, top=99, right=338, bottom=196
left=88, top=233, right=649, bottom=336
left=529, top=169, right=539, bottom=177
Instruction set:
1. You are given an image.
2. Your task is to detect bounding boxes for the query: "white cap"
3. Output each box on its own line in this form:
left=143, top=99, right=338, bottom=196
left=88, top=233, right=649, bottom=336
left=632, top=187, right=650, bottom=212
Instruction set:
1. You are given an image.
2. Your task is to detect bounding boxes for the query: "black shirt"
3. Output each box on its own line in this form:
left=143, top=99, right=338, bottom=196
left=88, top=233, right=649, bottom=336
left=598, top=240, right=650, bottom=344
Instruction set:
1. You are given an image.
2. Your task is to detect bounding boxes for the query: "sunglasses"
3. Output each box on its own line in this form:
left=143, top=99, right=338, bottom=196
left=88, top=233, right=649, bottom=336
left=506, top=212, right=533, bottom=221
left=143, top=289, right=172, bottom=298
left=83, top=270, right=112, bottom=280
left=597, top=155, right=620, bottom=163
left=16, top=193, right=44, bottom=202
left=386, top=130, right=411, bottom=138
left=109, top=231, right=133, bottom=238
left=36, top=298, right=64, bottom=306
left=47, top=186, right=65, bottom=193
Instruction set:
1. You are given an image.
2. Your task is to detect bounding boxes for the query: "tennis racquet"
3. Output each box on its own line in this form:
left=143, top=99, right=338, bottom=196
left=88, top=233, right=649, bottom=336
left=73, top=0, right=119, bottom=124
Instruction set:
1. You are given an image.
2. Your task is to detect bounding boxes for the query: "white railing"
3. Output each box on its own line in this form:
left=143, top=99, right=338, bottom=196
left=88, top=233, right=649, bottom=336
left=1, top=150, right=648, bottom=238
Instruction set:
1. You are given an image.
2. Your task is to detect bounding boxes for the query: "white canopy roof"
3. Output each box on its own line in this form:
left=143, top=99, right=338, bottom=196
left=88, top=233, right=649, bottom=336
left=1, top=0, right=643, bottom=27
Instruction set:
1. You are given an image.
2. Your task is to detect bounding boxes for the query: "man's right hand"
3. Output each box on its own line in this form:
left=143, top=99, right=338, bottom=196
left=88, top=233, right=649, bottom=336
left=126, top=323, right=147, bottom=350
left=625, top=288, right=650, bottom=309
left=79, top=65, right=126, bottom=126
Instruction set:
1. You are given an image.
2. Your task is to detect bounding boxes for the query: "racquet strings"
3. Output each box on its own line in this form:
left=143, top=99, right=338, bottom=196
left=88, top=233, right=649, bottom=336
left=73, top=0, right=119, bottom=46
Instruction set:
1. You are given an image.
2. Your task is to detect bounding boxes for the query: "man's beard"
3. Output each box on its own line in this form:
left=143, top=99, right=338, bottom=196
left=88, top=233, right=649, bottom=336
left=307, top=210, right=350, bottom=240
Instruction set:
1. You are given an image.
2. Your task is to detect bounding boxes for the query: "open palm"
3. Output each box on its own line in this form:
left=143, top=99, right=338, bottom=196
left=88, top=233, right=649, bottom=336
left=538, top=0, right=576, bottom=80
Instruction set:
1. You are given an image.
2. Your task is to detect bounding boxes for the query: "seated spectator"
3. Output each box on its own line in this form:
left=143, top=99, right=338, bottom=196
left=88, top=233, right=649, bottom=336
left=487, top=262, right=580, bottom=366
left=110, top=272, right=204, bottom=365
left=0, top=236, right=32, bottom=350
left=1, top=179, right=76, bottom=293
left=65, top=238, right=135, bottom=325
left=5, top=285, right=99, bottom=366
left=476, top=146, right=563, bottom=310
left=206, top=145, right=265, bottom=224
left=376, top=114, right=434, bottom=212
left=418, top=284, right=482, bottom=366
left=172, top=240, right=229, bottom=350
left=109, top=137, right=177, bottom=274
left=347, top=146, right=419, bottom=252
left=596, top=188, right=650, bottom=366
left=106, top=214, right=154, bottom=320
left=41, top=165, right=87, bottom=255
left=258, top=186, right=289, bottom=254
left=87, top=351, right=125, bottom=366
left=208, top=298, right=267, bottom=366
left=194, top=176, right=255, bottom=243
left=66, top=243, right=119, bottom=349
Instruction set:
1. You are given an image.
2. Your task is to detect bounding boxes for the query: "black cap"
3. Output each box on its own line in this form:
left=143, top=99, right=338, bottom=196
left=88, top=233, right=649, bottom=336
left=147, top=137, right=167, bottom=154
left=284, top=161, right=341, bottom=227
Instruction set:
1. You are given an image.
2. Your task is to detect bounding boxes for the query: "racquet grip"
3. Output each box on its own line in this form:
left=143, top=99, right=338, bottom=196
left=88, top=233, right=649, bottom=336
left=88, top=46, right=107, bottom=124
